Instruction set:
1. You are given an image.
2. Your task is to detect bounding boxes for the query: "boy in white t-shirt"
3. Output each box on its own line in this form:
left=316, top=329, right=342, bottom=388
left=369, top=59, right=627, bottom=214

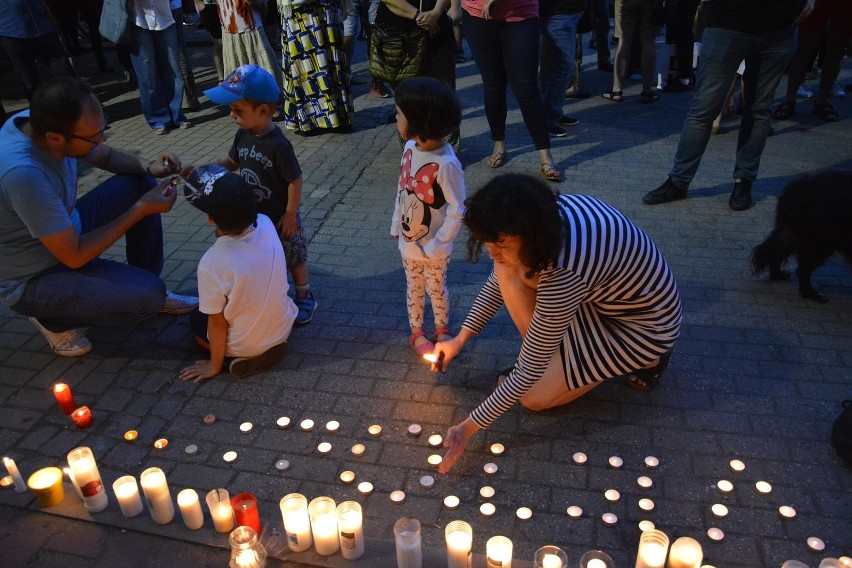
left=179, top=164, right=297, bottom=381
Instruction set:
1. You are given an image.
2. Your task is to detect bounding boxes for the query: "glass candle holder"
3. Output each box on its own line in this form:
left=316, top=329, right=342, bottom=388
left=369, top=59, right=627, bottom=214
left=280, top=493, right=312, bottom=552
left=667, top=537, right=703, bottom=568
left=534, top=545, right=568, bottom=568
left=231, top=492, right=261, bottom=534
left=229, top=525, right=267, bottom=568
left=581, top=550, right=614, bottom=568
left=112, top=475, right=144, bottom=517
left=140, top=467, right=174, bottom=524
left=207, top=489, right=234, bottom=533
left=635, top=530, right=670, bottom=568
left=66, top=447, right=108, bottom=512
left=309, top=496, right=339, bottom=556
left=336, top=500, right=364, bottom=560
left=395, top=517, right=422, bottom=568
left=486, top=536, right=513, bottom=568
left=26, top=467, right=64, bottom=507
left=445, top=520, right=472, bottom=568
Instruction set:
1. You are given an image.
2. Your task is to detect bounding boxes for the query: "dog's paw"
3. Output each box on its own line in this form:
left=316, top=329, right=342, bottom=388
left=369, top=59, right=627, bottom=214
left=801, top=289, right=829, bottom=303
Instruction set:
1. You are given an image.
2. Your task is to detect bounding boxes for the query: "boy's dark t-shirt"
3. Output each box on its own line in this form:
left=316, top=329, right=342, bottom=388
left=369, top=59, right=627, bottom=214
left=228, top=126, right=302, bottom=223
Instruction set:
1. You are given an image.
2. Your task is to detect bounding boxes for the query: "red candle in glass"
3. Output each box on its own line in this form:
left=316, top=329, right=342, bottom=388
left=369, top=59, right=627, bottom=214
left=231, top=492, right=261, bottom=533
left=53, top=383, right=76, bottom=415
left=71, top=406, right=93, bottom=429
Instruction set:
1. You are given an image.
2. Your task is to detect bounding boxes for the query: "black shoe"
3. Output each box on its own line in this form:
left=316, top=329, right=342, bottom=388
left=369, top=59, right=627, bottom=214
left=643, top=177, right=688, bottom=205
left=728, top=179, right=752, bottom=211
left=597, top=61, right=614, bottom=72
left=548, top=126, right=568, bottom=138
left=557, top=115, right=580, bottom=126
left=663, top=80, right=693, bottom=93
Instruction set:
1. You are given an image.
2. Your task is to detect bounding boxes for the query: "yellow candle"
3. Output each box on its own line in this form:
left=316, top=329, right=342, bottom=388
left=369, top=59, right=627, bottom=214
left=26, top=467, right=64, bottom=507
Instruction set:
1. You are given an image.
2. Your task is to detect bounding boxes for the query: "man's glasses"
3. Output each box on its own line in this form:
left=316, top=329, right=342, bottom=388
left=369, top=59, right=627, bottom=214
left=64, top=121, right=109, bottom=147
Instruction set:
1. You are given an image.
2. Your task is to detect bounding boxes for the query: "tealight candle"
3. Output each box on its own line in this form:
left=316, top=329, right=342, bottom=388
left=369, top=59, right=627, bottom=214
left=351, top=443, right=366, bottom=456
left=390, top=490, right=406, bottom=503
left=490, top=443, right=505, bottom=455
left=206, top=488, right=234, bottom=533
left=755, top=481, right=772, bottom=494
left=279, top=493, right=311, bottom=552
left=729, top=459, right=745, bottom=473
left=276, top=416, right=290, bottom=429
left=536, top=547, right=567, bottom=568
left=231, top=492, right=261, bottom=533
left=638, top=520, right=655, bottom=532
left=484, top=462, right=498, bottom=474
left=223, top=451, right=238, bottom=463
left=66, top=447, right=108, bottom=512
left=326, top=420, right=340, bottom=433
left=706, top=528, right=724, bottom=541
left=608, top=456, right=623, bottom=469
left=428, top=434, right=443, bottom=447
left=516, top=507, right=532, bottom=520
left=153, top=438, right=168, bottom=450
left=601, top=513, right=618, bottom=525
left=71, top=406, right=93, bottom=429
left=711, top=504, right=728, bottom=518
left=357, top=481, right=373, bottom=495
left=567, top=505, right=583, bottom=518
left=573, top=452, right=588, bottom=465
left=428, top=454, right=443, bottom=465
left=479, top=485, right=495, bottom=498
left=408, top=424, right=422, bottom=436
left=308, top=496, right=339, bottom=556
left=639, top=498, right=655, bottom=511
left=53, top=383, right=76, bottom=415
left=443, top=495, right=460, bottom=509
left=140, top=467, right=174, bottom=524
left=203, top=414, right=216, bottom=425
left=184, top=444, right=198, bottom=455
left=275, top=459, right=290, bottom=471
left=716, top=479, right=733, bottom=493
left=778, top=505, right=796, bottom=519
left=445, top=520, right=472, bottom=568
left=486, top=536, right=513, bottom=568
left=0, top=475, right=14, bottom=488
left=480, top=502, right=496, bottom=516
left=668, top=536, right=703, bottom=568
left=317, top=442, right=332, bottom=454
left=368, top=424, right=382, bottom=436
left=123, top=430, right=138, bottom=442
left=336, top=501, right=365, bottom=560
left=300, top=419, right=314, bottom=431
left=645, top=456, right=659, bottom=468
left=806, top=537, right=825, bottom=552
left=27, top=467, right=64, bottom=507
left=604, top=489, right=620, bottom=502
left=581, top=552, right=614, bottom=568
left=239, top=422, right=253, bottom=434
left=340, top=470, right=355, bottom=484
left=638, top=476, right=653, bottom=488
left=420, top=475, right=435, bottom=488
left=112, top=475, right=143, bottom=517
left=177, top=488, right=204, bottom=530
left=2, top=456, right=27, bottom=493
left=838, top=558, right=852, bottom=567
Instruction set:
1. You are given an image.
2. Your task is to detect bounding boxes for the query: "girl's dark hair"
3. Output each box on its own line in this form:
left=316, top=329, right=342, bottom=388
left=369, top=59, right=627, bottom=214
left=29, top=76, right=98, bottom=137
left=394, top=76, right=461, bottom=141
left=464, top=174, right=566, bottom=277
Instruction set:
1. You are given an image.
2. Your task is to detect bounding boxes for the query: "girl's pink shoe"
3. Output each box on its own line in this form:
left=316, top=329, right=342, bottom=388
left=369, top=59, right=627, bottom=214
left=409, top=331, right=435, bottom=356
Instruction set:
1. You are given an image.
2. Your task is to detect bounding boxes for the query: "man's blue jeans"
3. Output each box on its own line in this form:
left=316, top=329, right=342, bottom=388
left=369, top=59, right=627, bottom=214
left=130, top=24, right=187, bottom=129
left=669, top=26, right=795, bottom=188
left=11, top=175, right=166, bottom=332
left=541, top=12, right=584, bottom=127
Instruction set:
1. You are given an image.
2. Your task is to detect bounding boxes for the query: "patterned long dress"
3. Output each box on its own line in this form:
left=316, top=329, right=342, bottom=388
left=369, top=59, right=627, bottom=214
left=281, top=0, right=354, bottom=134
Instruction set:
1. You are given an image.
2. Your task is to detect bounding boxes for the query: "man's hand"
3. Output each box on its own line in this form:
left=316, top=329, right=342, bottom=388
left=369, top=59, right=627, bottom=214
left=148, top=152, right=182, bottom=177
left=438, top=417, right=481, bottom=474
left=180, top=360, right=222, bottom=383
left=416, top=9, right=442, bottom=32
left=136, top=178, right=179, bottom=215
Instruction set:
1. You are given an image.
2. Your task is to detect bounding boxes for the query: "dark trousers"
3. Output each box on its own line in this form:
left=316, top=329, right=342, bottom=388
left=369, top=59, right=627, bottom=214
left=0, top=34, right=76, bottom=99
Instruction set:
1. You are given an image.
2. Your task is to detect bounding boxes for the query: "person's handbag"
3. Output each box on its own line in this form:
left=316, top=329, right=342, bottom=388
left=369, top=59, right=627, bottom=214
left=99, top=0, right=132, bottom=46
left=368, top=1, right=427, bottom=84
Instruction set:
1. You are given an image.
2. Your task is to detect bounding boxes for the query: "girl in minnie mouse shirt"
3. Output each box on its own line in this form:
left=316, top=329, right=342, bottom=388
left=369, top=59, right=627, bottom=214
left=390, top=77, right=466, bottom=357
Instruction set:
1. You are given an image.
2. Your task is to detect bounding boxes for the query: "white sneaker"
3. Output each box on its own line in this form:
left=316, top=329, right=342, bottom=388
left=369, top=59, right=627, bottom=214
left=796, top=85, right=815, bottom=98
left=28, top=317, right=92, bottom=357
left=830, top=82, right=845, bottom=98
left=161, top=291, right=199, bottom=314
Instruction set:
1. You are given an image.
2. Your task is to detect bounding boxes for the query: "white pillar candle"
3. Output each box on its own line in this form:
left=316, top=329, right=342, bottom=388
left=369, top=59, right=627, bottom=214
left=635, top=529, right=669, bottom=568
left=2, top=457, right=27, bottom=493
left=445, top=520, right=472, bottom=568
left=63, top=467, right=84, bottom=500
left=206, top=488, right=234, bottom=533
left=308, top=496, right=339, bottom=556
left=280, top=493, right=312, bottom=552
left=336, top=501, right=364, bottom=560
left=667, top=536, right=703, bottom=568
left=112, top=475, right=143, bottom=518
left=139, top=467, right=174, bottom=524
left=177, top=488, right=204, bottom=530
left=66, top=447, right=108, bottom=512
left=486, top=535, right=513, bottom=568
left=394, top=517, right=422, bottom=568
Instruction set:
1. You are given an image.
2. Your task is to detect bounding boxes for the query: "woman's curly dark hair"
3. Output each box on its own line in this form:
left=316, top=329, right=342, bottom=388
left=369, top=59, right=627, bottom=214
left=464, top=174, right=566, bottom=278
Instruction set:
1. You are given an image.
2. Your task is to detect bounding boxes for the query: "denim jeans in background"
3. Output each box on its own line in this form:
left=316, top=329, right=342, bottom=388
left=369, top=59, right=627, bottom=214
left=541, top=12, right=584, bottom=127
left=171, top=8, right=201, bottom=107
left=669, top=26, right=795, bottom=188
left=129, top=24, right=187, bottom=129
left=11, top=175, right=166, bottom=332
left=462, top=13, right=551, bottom=150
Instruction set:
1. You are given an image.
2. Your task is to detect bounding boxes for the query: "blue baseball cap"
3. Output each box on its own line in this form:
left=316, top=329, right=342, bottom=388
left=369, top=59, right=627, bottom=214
left=204, top=64, right=281, bottom=105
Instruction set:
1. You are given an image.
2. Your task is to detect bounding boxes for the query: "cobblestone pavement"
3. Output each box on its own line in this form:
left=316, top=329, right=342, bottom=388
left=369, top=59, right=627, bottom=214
left=2, top=31, right=851, bottom=568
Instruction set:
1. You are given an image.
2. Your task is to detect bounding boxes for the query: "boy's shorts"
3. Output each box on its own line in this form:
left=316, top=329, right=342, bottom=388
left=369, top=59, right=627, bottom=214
left=283, top=212, right=309, bottom=270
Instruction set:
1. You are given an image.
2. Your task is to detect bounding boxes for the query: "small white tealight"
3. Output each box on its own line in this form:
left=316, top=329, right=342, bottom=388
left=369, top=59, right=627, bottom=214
left=368, top=424, right=382, bottom=437
left=300, top=419, right=315, bottom=431
left=601, top=513, right=618, bottom=525
left=239, top=422, right=253, bottom=433
left=340, top=470, right=355, bottom=484
left=729, top=459, right=745, bottom=473
left=317, top=442, right=332, bottom=454
left=490, top=443, right=505, bottom=456
left=604, top=489, right=621, bottom=502
left=275, top=459, right=290, bottom=471
left=637, top=476, right=653, bottom=488
left=276, top=416, right=290, bottom=429
left=717, top=479, right=734, bottom=494
left=223, top=451, right=237, bottom=463
left=390, top=490, right=405, bottom=503
left=480, top=503, right=495, bottom=516
left=608, top=456, right=623, bottom=469
left=644, top=456, right=659, bottom=468
left=707, top=528, right=725, bottom=541
left=806, top=537, right=825, bottom=552
left=420, top=475, right=435, bottom=488
left=325, top=420, right=340, bottom=433
left=638, top=498, right=655, bottom=511
left=408, top=424, right=422, bottom=436
left=351, top=443, right=366, bottom=456
left=755, top=481, right=772, bottom=494
left=357, top=481, right=373, bottom=495
left=638, top=520, right=655, bottom=532
left=428, top=434, right=443, bottom=447
left=483, top=462, right=498, bottom=474
left=572, top=452, right=588, bottom=465
left=711, top=503, right=729, bottom=518
left=184, top=444, right=198, bottom=455
left=428, top=454, right=443, bottom=466
left=479, top=486, right=495, bottom=499
left=443, top=495, right=460, bottom=509
left=567, top=506, right=583, bottom=518
left=778, top=505, right=797, bottom=519
left=516, top=507, right=532, bottom=520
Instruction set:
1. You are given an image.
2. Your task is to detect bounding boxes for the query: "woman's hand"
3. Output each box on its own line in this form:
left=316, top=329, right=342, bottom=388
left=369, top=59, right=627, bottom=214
left=438, top=417, right=481, bottom=473
left=481, top=0, right=499, bottom=20
left=180, top=360, right=221, bottom=383
left=416, top=9, right=441, bottom=32
left=431, top=333, right=465, bottom=373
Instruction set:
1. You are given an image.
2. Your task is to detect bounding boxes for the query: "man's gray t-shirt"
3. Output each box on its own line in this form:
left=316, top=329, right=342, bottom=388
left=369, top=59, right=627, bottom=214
left=0, top=111, right=82, bottom=305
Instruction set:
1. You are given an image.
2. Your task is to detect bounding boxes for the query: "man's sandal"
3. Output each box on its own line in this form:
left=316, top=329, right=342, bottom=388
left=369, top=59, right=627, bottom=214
left=601, top=90, right=624, bottom=103
left=626, top=350, right=672, bottom=392
left=772, top=100, right=796, bottom=120
left=487, top=150, right=506, bottom=168
left=409, top=331, right=435, bottom=356
left=434, top=326, right=453, bottom=343
left=813, top=101, right=840, bottom=122
left=540, top=162, right=562, bottom=183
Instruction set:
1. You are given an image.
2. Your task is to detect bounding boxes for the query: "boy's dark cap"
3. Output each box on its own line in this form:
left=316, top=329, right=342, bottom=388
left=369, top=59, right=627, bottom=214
left=204, top=64, right=280, bottom=105
left=183, top=164, right=253, bottom=214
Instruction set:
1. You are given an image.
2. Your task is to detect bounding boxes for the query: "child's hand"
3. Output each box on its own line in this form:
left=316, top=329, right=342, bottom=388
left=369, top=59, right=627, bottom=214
left=180, top=360, right=221, bottom=383
left=277, top=211, right=297, bottom=238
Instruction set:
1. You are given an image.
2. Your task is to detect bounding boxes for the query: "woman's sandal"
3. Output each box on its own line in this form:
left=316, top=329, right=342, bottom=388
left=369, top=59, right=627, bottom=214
left=434, top=326, right=453, bottom=343
left=813, top=101, right=840, bottom=122
left=626, top=350, right=673, bottom=392
left=772, top=99, right=796, bottom=120
left=601, top=90, right=624, bottom=103
left=487, top=150, right=506, bottom=168
left=409, top=331, right=435, bottom=356
left=640, top=91, right=660, bottom=104
left=540, top=162, right=562, bottom=183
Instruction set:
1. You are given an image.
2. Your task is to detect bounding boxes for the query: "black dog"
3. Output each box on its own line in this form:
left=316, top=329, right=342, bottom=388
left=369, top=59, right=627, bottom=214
left=751, top=170, right=852, bottom=303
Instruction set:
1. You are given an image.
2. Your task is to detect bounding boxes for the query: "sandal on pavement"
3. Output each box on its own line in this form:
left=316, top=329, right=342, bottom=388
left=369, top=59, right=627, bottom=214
left=601, top=90, right=623, bottom=102
left=640, top=91, right=660, bottom=104
left=813, top=101, right=840, bottom=122
left=409, top=331, right=435, bottom=356
left=487, top=150, right=506, bottom=168
left=540, top=162, right=562, bottom=183
left=626, top=350, right=672, bottom=392
left=434, top=326, right=453, bottom=343
left=772, top=100, right=796, bottom=120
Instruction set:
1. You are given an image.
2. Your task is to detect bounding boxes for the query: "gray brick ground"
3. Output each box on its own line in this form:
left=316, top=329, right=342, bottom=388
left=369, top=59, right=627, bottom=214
left=2, top=24, right=852, bottom=568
